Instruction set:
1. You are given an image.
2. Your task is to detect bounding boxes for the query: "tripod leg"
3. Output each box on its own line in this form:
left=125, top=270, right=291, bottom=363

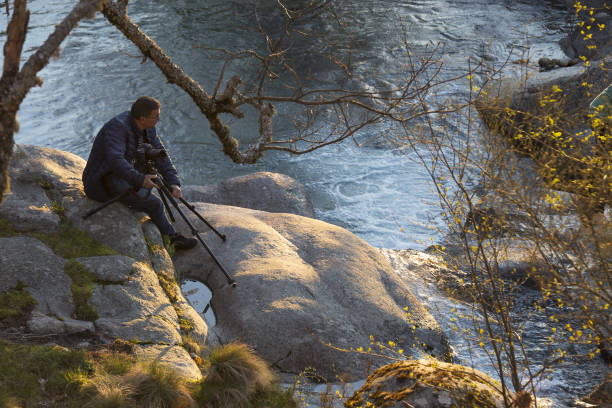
left=156, top=176, right=226, bottom=242
left=177, top=197, right=226, bottom=241
left=82, top=189, right=132, bottom=219
left=156, top=179, right=236, bottom=287
left=157, top=186, right=175, bottom=222
left=193, top=232, right=236, bottom=287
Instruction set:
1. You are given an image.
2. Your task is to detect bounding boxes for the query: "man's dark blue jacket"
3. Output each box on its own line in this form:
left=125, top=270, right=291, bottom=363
left=82, top=111, right=180, bottom=202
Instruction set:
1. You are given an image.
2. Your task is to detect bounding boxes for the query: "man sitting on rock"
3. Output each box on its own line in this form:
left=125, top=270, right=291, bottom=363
left=82, top=96, right=197, bottom=250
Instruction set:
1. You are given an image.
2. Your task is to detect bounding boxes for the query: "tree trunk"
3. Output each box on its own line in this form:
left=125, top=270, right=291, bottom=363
left=0, top=0, right=105, bottom=203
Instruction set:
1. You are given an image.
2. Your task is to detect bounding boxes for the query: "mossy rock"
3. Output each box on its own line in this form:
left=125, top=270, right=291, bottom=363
left=0, top=281, right=37, bottom=326
left=32, top=222, right=117, bottom=259
left=64, top=260, right=99, bottom=321
left=345, top=359, right=510, bottom=408
left=0, top=217, right=18, bottom=238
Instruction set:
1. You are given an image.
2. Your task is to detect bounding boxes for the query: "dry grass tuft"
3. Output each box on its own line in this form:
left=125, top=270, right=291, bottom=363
left=204, top=342, right=276, bottom=391
left=123, top=361, right=195, bottom=408
left=83, top=373, right=134, bottom=408
left=195, top=342, right=278, bottom=408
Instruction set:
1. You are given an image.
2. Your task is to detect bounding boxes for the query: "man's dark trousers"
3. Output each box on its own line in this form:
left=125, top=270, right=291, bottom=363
left=102, top=174, right=176, bottom=237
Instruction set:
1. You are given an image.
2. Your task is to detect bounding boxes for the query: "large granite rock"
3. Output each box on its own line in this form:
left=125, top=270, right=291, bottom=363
left=172, top=203, right=451, bottom=380
left=182, top=171, right=315, bottom=217
left=0, top=236, right=93, bottom=335
left=0, top=145, right=206, bottom=379
left=559, top=0, right=612, bottom=61
left=1, top=144, right=149, bottom=259
left=85, top=257, right=181, bottom=345
left=0, top=144, right=452, bottom=385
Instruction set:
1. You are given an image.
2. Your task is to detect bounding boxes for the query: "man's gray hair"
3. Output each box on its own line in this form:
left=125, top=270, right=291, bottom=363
left=130, top=96, right=161, bottom=119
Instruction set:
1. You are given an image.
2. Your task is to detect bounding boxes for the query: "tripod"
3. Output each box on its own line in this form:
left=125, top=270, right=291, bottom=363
left=152, top=173, right=236, bottom=287
left=83, top=172, right=236, bottom=288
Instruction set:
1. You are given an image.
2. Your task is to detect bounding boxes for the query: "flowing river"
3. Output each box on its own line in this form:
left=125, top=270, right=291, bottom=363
left=2, top=0, right=606, bottom=406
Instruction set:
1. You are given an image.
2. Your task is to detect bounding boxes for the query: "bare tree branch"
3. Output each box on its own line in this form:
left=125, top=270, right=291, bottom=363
left=1, top=0, right=464, bottom=201
left=1, top=0, right=28, bottom=82
left=100, top=0, right=461, bottom=163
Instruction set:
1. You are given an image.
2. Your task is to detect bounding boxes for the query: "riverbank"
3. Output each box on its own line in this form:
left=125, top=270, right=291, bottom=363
left=1, top=144, right=609, bottom=407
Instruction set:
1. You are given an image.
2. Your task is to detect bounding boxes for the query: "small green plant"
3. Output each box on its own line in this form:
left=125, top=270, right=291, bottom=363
left=33, top=222, right=117, bottom=258
left=178, top=317, right=194, bottom=333
left=204, top=342, right=276, bottom=391
left=99, top=352, right=136, bottom=376
left=0, top=340, right=93, bottom=403
left=0, top=217, right=18, bottom=237
left=157, top=273, right=179, bottom=303
left=181, top=334, right=203, bottom=356
left=39, top=178, right=53, bottom=190
left=51, top=200, right=66, bottom=217
left=64, top=260, right=98, bottom=321
left=163, top=234, right=176, bottom=257
left=64, top=367, right=92, bottom=394
left=0, top=281, right=37, bottom=325
left=144, top=234, right=164, bottom=257
left=0, top=395, right=20, bottom=408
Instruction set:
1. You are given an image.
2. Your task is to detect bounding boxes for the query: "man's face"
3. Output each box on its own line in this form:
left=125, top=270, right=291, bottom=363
left=136, top=108, right=160, bottom=130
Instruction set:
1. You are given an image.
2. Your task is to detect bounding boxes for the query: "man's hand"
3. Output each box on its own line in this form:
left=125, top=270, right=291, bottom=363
left=142, top=174, right=158, bottom=189
left=170, top=185, right=182, bottom=198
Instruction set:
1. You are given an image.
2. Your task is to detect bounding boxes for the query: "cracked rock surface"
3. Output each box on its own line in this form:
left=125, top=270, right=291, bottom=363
left=0, top=145, right=206, bottom=380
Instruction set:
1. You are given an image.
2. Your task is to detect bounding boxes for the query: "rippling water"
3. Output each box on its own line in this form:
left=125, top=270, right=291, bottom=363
left=4, top=0, right=604, bottom=405
left=5, top=0, right=571, bottom=249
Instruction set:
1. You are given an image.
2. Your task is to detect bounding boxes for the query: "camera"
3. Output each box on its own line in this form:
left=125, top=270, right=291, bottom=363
left=135, top=143, right=166, bottom=174
left=136, top=143, right=166, bottom=164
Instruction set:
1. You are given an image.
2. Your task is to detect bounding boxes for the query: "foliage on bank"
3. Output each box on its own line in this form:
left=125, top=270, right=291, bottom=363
left=0, top=340, right=298, bottom=408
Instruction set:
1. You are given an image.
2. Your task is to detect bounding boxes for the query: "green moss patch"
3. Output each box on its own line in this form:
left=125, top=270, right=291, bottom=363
left=33, top=222, right=117, bottom=258
left=97, top=352, right=136, bottom=376
left=178, top=317, right=194, bottom=333
left=0, top=281, right=37, bottom=326
left=156, top=273, right=197, bottom=335
left=0, top=218, right=18, bottom=238
left=50, top=200, right=66, bottom=219
left=157, top=273, right=179, bottom=303
left=0, top=340, right=298, bottom=407
left=144, top=235, right=165, bottom=257
left=0, top=340, right=93, bottom=404
left=64, top=260, right=98, bottom=322
left=347, top=360, right=502, bottom=408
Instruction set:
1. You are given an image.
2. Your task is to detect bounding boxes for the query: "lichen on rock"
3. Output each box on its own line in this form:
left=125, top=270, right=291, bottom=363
left=346, top=359, right=508, bottom=408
